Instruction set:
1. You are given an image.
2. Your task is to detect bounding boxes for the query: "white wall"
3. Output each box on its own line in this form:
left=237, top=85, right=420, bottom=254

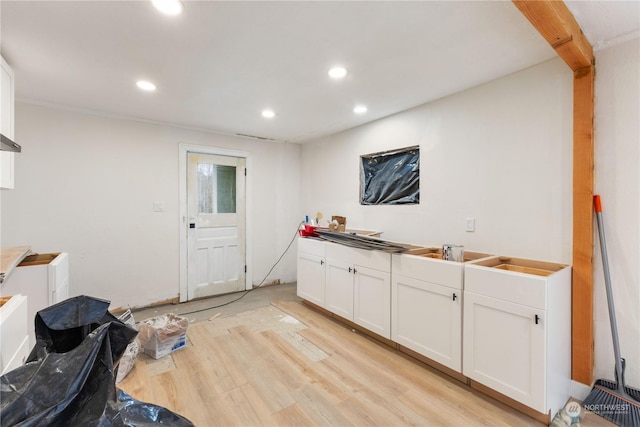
left=301, top=45, right=640, bottom=390
left=301, top=58, right=573, bottom=263
left=1, top=103, right=301, bottom=309
left=593, top=37, right=640, bottom=387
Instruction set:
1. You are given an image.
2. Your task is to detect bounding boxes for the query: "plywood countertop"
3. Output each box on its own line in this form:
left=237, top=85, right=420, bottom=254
left=0, top=246, right=31, bottom=284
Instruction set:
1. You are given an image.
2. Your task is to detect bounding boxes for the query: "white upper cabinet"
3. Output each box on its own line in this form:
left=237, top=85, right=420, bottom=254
left=1, top=55, right=16, bottom=190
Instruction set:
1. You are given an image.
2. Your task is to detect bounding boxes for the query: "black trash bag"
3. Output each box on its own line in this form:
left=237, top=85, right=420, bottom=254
left=26, top=295, right=132, bottom=363
left=0, top=295, right=194, bottom=427
left=360, top=147, right=420, bottom=205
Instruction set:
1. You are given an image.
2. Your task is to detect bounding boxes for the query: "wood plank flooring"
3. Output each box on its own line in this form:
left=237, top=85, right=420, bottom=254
left=118, top=299, right=599, bottom=426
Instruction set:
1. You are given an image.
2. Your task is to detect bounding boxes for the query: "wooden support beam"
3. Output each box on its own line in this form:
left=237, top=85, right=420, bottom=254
left=513, top=0, right=594, bottom=71
left=512, top=0, right=595, bottom=385
left=572, top=66, right=595, bottom=385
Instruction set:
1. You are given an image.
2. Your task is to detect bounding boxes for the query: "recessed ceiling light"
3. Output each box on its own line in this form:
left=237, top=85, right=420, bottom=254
left=151, top=0, right=183, bottom=16
left=136, top=80, right=156, bottom=92
left=354, top=105, right=368, bottom=114
left=328, top=66, right=347, bottom=79
left=261, top=109, right=276, bottom=118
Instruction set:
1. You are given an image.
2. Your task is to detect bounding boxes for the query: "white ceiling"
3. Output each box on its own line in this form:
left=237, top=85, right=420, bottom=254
left=1, top=1, right=638, bottom=144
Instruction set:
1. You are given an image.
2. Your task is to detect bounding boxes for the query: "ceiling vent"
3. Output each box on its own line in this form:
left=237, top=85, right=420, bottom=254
left=235, top=133, right=277, bottom=142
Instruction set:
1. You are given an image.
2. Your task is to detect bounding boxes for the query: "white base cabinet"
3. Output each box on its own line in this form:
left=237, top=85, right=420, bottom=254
left=325, top=241, right=391, bottom=338
left=297, top=238, right=392, bottom=339
left=1, top=252, right=70, bottom=346
left=297, top=238, right=573, bottom=419
left=392, top=274, right=462, bottom=371
left=297, top=238, right=326, bottom=307
left=463, top=256, right=571, bottom=416
left=325, top=257, right=354, bottom=320
left=353, top=264, right=390, bottom=338
left=391, top=249, right=492, bottom=373
left=0, top=294, right=29, bottom=375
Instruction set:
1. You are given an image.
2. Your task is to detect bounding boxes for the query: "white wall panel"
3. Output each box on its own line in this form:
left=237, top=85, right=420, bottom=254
left=593, top=37, right=640, bottom=388
left=1, top=104, right=301, bottom=309
left=301, top=58, right=573, bottom=263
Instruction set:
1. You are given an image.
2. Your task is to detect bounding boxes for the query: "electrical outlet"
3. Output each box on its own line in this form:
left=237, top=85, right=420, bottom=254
left=153, top=202, right=165, bottom=212
left=466, top=217, right=475, bottom=232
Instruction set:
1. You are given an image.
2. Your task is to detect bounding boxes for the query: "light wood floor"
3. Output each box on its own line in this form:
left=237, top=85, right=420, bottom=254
left=120, top=297, right=561, bottom=427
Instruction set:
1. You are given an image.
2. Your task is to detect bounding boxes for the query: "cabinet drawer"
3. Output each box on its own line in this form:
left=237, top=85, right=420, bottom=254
left=392, top=253, right=462, bottom=289
left=465, top=257, right=569, bottom=310
left=298, top=238, right=326, bottom=257
left=326, top=242, right=390, bottom=272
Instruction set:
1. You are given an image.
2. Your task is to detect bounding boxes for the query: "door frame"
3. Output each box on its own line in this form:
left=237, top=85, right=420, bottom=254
left=179, top=143, right=253, bottom=302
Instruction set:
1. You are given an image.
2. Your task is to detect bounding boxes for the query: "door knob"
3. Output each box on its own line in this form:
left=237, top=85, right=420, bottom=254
left=189, top=223, right=196, bottom=229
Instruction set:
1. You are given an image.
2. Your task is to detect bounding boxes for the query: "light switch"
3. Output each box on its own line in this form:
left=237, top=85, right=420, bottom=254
left=153, top=202, right=165, bottom=212
left=466, top=217, right=475, bottom=232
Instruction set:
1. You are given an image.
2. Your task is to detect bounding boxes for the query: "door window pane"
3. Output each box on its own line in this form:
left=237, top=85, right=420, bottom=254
left=216, top=165, right=236, bottom=213
left=198, top=164, right=236, bottom=214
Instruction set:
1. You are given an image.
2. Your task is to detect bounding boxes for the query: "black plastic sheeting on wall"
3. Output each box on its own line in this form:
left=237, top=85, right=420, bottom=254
left=360, top=146, right=420, bottom=205
left=0, top=296, right=194, bottom=427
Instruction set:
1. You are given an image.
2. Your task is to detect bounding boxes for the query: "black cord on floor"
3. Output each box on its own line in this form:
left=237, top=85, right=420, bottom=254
left=178, top=221, right=303, bottom=316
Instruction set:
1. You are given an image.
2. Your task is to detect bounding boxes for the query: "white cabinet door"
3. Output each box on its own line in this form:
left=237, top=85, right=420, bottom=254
left=1, top=56, right=15, bottom=190
left=325, top=258, right=354, bottom=321
left=463, top=291, right=546, bottom=412
left=392, top=274, right=461, bottom=371
left=0, top=294, right=29, bottom=375
left=297, top=252, right=325, bottom=307
left=354, top=265, right=391, bottom=338
left=299, top=240, right=391, bottom=338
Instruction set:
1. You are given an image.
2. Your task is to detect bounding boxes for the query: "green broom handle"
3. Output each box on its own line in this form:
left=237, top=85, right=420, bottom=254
left=594, top=195, right=626, bottom=392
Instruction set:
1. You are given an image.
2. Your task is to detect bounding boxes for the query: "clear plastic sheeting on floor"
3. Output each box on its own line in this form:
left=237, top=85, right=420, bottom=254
left=0, top=295, right=194, bottom=427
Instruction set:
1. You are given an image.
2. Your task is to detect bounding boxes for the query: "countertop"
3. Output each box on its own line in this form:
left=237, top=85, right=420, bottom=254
left=0, top=246, right=31, bottom=284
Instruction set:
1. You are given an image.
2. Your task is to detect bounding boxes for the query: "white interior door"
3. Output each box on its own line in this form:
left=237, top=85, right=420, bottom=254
left=187, top=152, right=246, bottom=299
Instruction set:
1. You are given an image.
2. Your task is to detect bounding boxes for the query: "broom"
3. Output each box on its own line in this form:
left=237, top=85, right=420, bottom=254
left=581, top=195, right=640, bottom=426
